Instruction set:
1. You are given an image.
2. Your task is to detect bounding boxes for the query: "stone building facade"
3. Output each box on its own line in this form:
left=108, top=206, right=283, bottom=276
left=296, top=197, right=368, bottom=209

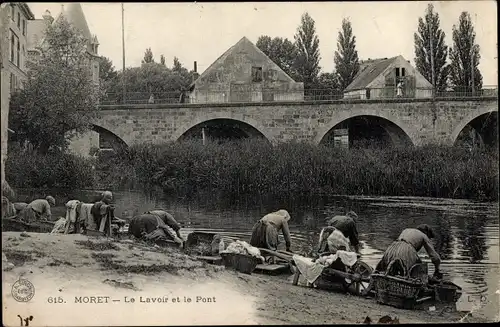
left=27, top=3, right=100, bottom=87
left=344, top=55, right=433, bottom=100
left=1, top=3, right=34, bottom=189
left=187, top=36, right=304, bottom=104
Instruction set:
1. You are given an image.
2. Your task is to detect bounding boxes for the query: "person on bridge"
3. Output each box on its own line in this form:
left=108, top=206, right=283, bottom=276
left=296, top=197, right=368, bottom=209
left=128, top=212, right=184, bottom=247
left=327, top=211, right=360, bottom=253
left=249, top=209, right=292, bottom=252
left=17, top=196, right=56, bottom=223
left=375, top=224, right=441, bottom=276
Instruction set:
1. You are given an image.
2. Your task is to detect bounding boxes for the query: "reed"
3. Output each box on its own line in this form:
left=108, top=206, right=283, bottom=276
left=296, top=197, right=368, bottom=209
left=5, top=145, right=96, bottom=190
left=103, top=139, right=499, bottom=202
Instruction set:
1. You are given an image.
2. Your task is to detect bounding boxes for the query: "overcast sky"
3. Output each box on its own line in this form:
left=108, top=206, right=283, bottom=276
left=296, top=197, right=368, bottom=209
left=28, top=1, right=498, bottom=85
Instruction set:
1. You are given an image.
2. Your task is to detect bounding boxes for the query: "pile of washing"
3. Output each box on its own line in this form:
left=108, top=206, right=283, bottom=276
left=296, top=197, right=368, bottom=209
left=220, top=240, right=265, bottom=263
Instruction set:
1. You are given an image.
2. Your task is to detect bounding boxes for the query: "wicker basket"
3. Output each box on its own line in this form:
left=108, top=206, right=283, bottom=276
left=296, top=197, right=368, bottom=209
left=434, top=282, right=462, bottom=303
left=220, top=253, right=260, bottom=274
left=372, top=273, right=425, bottom=309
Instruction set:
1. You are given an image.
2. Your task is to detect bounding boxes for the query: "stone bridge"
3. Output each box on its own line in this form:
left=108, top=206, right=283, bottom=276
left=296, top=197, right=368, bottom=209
left=70, top=97, right=498, bottom=154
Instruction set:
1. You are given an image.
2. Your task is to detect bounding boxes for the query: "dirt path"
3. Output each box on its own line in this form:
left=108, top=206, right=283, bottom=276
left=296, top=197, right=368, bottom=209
left=2, top=232, right=486, bottom=325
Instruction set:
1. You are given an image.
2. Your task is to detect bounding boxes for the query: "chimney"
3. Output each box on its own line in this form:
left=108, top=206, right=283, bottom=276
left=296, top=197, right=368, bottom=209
left=191, top=61, right=199, bottom=83
left=42, top=10, right=54, bottom=24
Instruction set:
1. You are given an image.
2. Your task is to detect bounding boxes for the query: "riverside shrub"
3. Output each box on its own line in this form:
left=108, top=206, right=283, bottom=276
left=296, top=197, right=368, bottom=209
left=105, top=139, right=498, bottom=201
left=6, top=147, right=95, bottom=190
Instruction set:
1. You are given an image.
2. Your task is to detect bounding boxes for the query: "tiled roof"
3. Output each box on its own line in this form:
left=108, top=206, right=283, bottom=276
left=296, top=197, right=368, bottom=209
left=344, top=57, right=398, bottom=91
left=189, top=36, right=296, bottom=89
left=54, top=3, right=92, bottom=41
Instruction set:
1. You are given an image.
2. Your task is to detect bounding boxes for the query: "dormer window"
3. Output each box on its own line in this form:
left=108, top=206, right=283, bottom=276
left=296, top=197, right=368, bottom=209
left=252, top=66, right=263, bottom=83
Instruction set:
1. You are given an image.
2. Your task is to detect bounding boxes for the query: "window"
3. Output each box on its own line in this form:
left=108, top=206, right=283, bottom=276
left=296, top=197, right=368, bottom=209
left=17, top=12, right=21, bottom=28
left=252, top=66, right=263, bottom=82
left=16, top=39, right=20, bottom=67
left=401, top=68, right=406, bottom=77
left=10, top=34, right=15, bottom=62
left=11, top=5, right=14, bottom=21
left=395, top=68, right=400, bottom=78
left=22, top=20, right=26, bottom=36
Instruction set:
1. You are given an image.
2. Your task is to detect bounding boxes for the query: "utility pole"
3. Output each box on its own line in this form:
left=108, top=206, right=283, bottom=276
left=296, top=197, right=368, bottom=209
left=121, top=3, right=126, bottom=104
left=428, top=20, right=436, bottom=98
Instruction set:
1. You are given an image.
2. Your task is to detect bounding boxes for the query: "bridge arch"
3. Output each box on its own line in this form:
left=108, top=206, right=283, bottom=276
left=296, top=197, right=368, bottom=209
left=315, top=112, right=414, bottom=147
left=171, top=113, right=274, bottom=143
left=67, top=124, right=129, bottom=157
left=450, top=107, right=498, bottom=148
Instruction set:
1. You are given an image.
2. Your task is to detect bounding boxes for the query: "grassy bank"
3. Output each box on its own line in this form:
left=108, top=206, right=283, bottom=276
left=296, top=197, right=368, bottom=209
left=100, top=140, right=498, bottom=202
left=5, top=146, right=95, bottom=190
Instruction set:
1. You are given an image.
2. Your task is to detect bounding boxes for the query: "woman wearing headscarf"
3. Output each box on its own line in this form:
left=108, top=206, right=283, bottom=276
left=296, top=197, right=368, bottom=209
left=375, top=224, right=441, bottom=276
left=18, top=196, right=56, bottom=223
left=317, top=226, right=351, bottom=255
left=249, top=209, right=292, bottom=252
left=327, top=211, right=360, bottom=253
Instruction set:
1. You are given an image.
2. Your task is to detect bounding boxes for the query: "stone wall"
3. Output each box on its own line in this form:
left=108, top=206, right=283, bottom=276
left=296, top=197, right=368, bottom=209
left=1, top=4, right=11, bottom=186
left=90, top=98, right=497, bottom=149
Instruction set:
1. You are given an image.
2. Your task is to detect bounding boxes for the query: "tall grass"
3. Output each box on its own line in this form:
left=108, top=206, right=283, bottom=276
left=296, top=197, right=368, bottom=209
left=103, top=139, right=499, bottom=202
left=5, top=145, right=96, bottom=190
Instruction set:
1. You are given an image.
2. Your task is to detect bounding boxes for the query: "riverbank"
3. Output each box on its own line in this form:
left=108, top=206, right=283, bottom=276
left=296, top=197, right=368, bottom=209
left=2, top=232, right=488, bottom=325
left=5, top=140, right=498, bottom=202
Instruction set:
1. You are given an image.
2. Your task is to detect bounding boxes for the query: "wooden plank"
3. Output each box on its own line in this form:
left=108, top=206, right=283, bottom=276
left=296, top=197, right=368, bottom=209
left=255, top=263, right=289, bottom=271
left=258, top=248, right=292, bottom=261
left=195, top=256, right=222, bottom=262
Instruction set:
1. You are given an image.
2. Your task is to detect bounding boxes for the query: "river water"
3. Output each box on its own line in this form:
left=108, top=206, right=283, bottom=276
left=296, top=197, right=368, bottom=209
left=16, top=189, right=500, bottom=321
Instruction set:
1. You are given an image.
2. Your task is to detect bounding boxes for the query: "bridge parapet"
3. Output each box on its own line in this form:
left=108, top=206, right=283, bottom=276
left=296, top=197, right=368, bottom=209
left=87, top=97, right=498, bottom=150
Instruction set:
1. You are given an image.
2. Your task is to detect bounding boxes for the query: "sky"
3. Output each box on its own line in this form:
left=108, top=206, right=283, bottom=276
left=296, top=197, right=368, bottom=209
left=27, top=1, right=498, bottom=85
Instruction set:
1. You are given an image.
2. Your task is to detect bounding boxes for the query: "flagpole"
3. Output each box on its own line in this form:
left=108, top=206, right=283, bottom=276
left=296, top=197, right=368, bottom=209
left=121, top=3, right=126, bottom=104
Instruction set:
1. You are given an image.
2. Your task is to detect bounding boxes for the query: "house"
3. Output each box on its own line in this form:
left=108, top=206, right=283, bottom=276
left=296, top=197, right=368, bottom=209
left=27, top=3, right=100, bottom=88
left=6, top=3, right=35, bottom=92
left=343, top=56, right=433, bottom=100
left=186, top=36, right=304, bottom=104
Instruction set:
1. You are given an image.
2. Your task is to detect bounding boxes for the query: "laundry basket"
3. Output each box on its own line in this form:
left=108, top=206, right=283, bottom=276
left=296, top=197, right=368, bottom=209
left=220, top=253, right=260, bottom=274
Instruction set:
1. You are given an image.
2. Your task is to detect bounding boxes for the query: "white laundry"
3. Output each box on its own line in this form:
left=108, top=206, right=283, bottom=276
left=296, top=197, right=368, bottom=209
left=292, top=254, right=326, bottom=284
left=64, top=200, right=81, bottom=233
left=221, top=240, right=265, bottom=262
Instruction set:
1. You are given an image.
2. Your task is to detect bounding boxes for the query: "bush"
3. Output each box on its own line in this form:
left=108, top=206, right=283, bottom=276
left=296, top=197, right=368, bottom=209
left=103, top=140, right=499, bottom=202
left=6, top=145, right=96, bottom=190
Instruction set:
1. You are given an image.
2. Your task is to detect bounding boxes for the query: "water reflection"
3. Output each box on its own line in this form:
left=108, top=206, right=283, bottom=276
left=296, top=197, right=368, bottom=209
left=435, top=213, right=454, bottom=261
left=456, top=214, right=489, bottom=263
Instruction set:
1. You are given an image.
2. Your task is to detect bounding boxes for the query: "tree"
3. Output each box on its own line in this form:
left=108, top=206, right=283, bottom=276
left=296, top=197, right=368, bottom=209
left=449, top=12, right=483, bottom=94
left=311, top=72, right=341, bottom=100
left=106, top=61, right=193, bottom=103
left=294, top=12, right=321, bottom=90
left=173, top=57, right=183, bottom=73
left=256, top=35, right=298, bottom=79
left=98, top=56, right=117, bottom=82
left=9, top=16, right=99, bottom=153
left=334, top=18, right=360, bottom=91
left=142, top=47, right=154, bottom=64
left=98, top=56, right=118, bottom=93
left=160, top=54, right=166, bottom=66
left=414, top=4, right=450, bottom=93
